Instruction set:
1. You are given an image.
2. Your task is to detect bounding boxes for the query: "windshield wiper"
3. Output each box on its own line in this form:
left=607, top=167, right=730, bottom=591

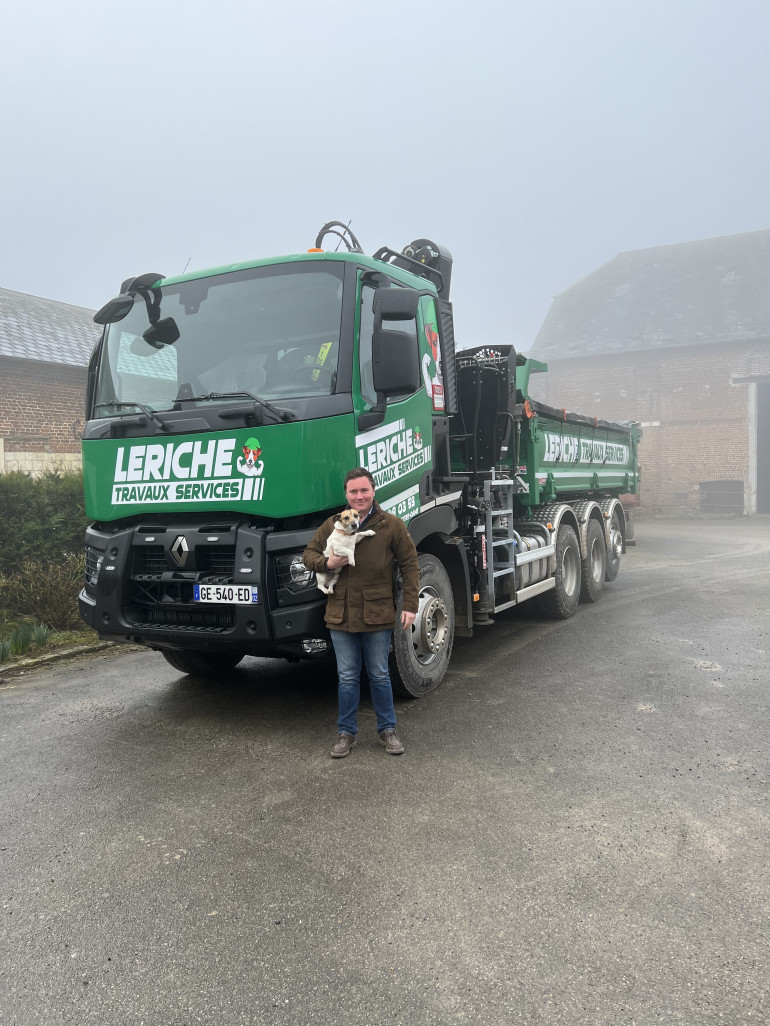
left=93, top=401, right=170, bottom=432
left=174, top=391, right=295, bottom=422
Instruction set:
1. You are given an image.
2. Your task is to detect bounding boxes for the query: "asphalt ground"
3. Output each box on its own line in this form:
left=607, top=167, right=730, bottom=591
left=1, top=517, right=768, bottom=1026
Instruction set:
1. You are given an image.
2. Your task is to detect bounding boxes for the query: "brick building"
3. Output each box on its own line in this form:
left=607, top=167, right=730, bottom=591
left=0, top=287, right=100, bottom=475
left=527, top=229, right=770, bottom=514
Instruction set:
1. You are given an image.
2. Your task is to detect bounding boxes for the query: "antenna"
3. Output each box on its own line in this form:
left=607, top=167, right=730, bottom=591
left=335, top=220, right=353, bottom=252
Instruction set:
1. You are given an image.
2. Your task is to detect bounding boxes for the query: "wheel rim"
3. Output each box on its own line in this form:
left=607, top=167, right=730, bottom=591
left=610, top=524, right=622, bottom=561
left=562, top=545, right=579, bottom=597
left=589, top=536, right=604, bottom=582
left=411, top=586, right=449, bottom=665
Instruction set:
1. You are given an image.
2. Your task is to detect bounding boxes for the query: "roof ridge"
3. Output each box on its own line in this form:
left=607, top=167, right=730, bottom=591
left=615, top=227, right=770, bottom=259
left=0, top=285, right=95, bottom=316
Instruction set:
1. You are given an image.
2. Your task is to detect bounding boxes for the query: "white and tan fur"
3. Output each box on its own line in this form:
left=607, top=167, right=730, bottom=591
left=316, top=509, right=376, bottom=595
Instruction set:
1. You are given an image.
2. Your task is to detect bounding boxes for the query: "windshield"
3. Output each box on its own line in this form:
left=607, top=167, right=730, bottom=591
left=92, top=264, right=344, bottom=417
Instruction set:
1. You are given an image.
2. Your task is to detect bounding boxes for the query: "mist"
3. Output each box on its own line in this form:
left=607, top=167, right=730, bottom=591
left=1, top=0, right=768, bottom=349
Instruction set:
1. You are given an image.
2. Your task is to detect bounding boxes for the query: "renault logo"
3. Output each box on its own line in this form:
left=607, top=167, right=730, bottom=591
left=170, top=535, right=189, bottom=567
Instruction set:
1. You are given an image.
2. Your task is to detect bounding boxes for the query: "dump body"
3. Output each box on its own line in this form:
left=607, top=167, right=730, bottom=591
left=516, top=400, right=640, bottom=506
left=449, top=345, right=640, bottom=508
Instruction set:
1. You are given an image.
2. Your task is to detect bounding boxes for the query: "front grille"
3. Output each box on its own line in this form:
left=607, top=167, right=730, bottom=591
left=198, top=546, right=236, bottom=576
left=132, top=607, right=235, bottom=630
left=132, top=544, right=236, bottom=576
left=135, top=546, right=167, bottom=574
left=128, top=537, right=240, bottom=632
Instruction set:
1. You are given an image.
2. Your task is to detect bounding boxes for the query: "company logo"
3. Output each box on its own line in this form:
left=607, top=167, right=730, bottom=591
left=542, top=432, right=629, bottom=466
left=355, top=418, right=431, bottom=488
left=109, top=433, right=267, bottom=506
left=237, top=437, right=264, bottom=477
left=170, top=535, right=189, bottom=567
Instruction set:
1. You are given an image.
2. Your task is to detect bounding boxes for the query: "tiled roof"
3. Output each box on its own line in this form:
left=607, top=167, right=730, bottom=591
left=0, top=287, right=101, bottom=368
left=531, top=229, right=770, bottom=360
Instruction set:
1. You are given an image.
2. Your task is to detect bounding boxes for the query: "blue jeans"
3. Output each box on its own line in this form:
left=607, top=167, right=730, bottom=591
left=329, top=629, right=396, bottom=735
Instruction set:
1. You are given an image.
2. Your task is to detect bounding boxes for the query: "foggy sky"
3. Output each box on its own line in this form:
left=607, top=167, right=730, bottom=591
left=1, top=0, right=768, bottom=352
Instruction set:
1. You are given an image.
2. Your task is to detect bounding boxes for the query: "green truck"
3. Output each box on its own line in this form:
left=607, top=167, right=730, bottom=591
left=79, top=222, right=641, bottom=695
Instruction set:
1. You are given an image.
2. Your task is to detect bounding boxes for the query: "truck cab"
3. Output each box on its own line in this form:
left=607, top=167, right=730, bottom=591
left=79, top=228, right=461, bottom=683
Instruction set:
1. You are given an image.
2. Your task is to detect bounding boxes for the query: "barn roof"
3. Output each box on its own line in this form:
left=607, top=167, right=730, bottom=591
left=0, top=287, right=100, bottom=368
left=531, top=229, right=770, bottom=361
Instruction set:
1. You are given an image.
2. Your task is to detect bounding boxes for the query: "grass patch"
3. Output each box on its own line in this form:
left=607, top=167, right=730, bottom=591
left=0, top=614, right=101, bottom=668
left=9, top=622, right=34, bottom=655
left=32, top=623, right=53, bottom=646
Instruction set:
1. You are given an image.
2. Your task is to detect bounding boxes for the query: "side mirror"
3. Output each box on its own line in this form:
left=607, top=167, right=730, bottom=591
left=372, top=329, right=421, bottom=396
left=370, top=288, right=421, bottom=397
left=93, top=294, right=135, bottom=325
left=374, top=288, right=419, bottom=322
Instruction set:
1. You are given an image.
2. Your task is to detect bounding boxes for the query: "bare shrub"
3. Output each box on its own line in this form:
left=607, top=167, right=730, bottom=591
left=1, top=555, right=85, bottom=631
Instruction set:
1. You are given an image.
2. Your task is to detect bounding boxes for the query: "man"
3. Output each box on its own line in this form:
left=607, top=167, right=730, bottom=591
left=302, top=468, right=419, bottom=758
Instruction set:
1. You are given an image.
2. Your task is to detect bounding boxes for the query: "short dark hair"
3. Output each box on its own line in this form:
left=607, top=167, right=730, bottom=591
left=343, top=467, right=375, bottom=490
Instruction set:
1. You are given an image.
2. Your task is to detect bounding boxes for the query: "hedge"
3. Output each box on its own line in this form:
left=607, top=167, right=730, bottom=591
left=0, top=470, right=89, bottom=576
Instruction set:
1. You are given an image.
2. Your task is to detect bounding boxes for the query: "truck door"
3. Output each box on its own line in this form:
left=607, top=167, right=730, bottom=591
left=354, top=282, right=433, bottom=522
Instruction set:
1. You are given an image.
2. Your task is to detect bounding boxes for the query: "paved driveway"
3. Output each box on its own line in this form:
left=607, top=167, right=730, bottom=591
left=1, top=517, right=768, bottom=1025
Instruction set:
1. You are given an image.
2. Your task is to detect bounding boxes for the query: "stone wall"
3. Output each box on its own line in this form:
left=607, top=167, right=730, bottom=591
left=0, top=439, right=82, bottom=475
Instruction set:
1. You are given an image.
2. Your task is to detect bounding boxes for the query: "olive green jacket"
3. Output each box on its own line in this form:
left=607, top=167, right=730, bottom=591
left=302, top=505, right=420, bottom=632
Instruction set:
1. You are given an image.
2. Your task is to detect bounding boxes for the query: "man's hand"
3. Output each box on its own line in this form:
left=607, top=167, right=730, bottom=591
left=326, top=552, right=349, bottom=570
left=401, top=610, right=416, bottom=630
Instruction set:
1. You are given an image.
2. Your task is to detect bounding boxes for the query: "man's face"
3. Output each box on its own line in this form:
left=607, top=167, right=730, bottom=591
left=345, top=476, right=375, bottom=513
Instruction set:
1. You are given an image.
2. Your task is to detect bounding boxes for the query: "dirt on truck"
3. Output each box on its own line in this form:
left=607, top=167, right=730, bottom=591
left=79, top=221, right=641, bottom=695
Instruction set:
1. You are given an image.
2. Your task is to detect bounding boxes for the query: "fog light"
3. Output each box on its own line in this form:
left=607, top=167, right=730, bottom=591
left=302, top=638, right=328, bottom=654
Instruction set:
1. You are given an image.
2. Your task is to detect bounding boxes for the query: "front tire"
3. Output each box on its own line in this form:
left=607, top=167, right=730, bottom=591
left=538, top=524, right=581, bottom=620
left=161, top=649, right=244, bottom=676
left=580, top=519, right=606, bottom=602
left=391, top=553, right=455, bottom=697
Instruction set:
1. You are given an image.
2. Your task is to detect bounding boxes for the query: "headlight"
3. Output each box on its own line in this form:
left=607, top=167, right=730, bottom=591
left=85, top=546, right=104, bottom=592
left=290, top=557, right=313, bottom=587
left=273, top=551, right=316, bottom=604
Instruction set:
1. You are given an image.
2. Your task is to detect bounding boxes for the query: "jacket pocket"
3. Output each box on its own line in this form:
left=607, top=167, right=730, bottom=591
left=324, top=581, right=346, bottom=625
left=362, top=584, right=395, bottom=626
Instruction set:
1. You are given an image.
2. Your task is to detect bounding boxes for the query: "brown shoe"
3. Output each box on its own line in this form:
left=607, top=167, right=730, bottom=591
left=331, top=732, right=356, bottom=758
left=378, top=729, right=404, bottom=755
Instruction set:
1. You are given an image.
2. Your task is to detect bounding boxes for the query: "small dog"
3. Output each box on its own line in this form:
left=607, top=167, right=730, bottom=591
left=315, top=509, right=376, bottom=594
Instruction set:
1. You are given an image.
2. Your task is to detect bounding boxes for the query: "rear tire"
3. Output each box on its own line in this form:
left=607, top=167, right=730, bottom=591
left=391, top=553, right=454, bottom=697
left=538, top=524, right=581, bottom=620
left=580, top=519, right=606, bottom=602
left=161, top=649, right=244, bottom=676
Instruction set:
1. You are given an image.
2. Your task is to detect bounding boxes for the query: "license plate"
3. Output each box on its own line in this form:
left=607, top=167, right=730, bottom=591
left=193, top=584, right=259, bottom=604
